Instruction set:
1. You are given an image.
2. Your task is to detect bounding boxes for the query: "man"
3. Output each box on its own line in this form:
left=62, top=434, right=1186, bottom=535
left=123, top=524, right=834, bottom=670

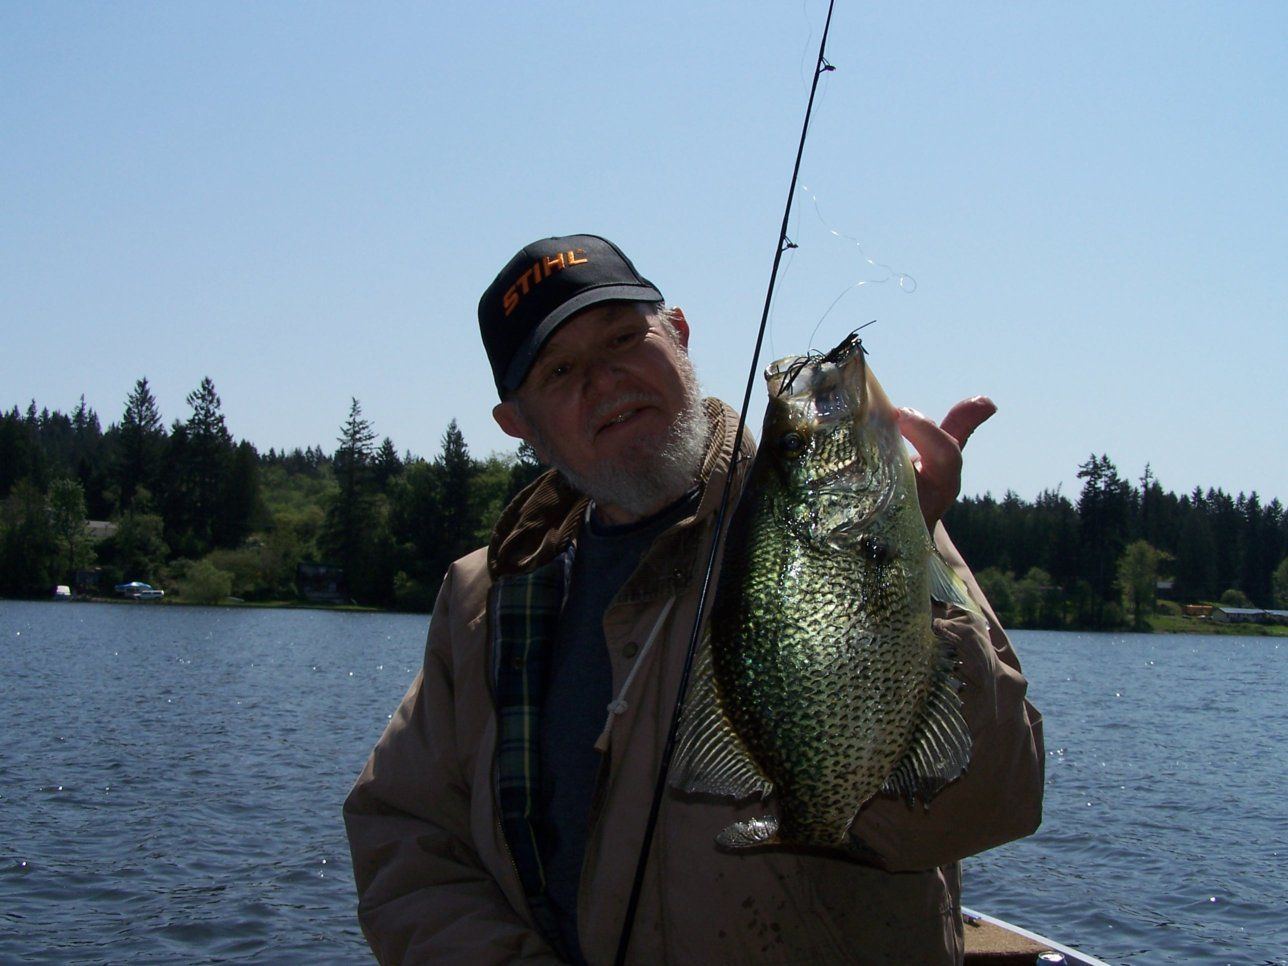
left=344, top=234, right=1044, bottom=964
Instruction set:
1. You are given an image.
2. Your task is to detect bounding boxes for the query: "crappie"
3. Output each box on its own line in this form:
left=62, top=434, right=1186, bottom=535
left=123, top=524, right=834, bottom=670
left=671, top=333, right=981, bottom=853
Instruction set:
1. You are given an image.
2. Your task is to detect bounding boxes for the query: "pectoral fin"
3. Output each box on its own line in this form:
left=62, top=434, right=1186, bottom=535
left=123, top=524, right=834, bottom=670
left=927, top=551, right=984, bottom=621
left=670, top=635, right=773, bottom=801
left=716, top=815, right=780, bottom=850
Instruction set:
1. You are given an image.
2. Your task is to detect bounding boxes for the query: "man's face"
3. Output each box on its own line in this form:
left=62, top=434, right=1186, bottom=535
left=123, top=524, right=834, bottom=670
left=493, top=303, right=706, bottom=524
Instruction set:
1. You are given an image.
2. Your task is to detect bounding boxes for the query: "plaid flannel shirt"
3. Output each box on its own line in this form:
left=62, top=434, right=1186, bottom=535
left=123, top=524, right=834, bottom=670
left=488, top=548, right=573, bottom=956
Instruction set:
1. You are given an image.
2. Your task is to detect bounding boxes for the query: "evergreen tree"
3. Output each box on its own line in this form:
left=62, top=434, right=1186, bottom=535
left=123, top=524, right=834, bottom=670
left=70, top=395, right=110, bottom=516
left=334, top=398, right=376, bottom=501
left=386, top=419, right=482, bottom=608
left=372, top=436, right=404, bottom=487
left=217, top=440, right=262, bottom=547
left=117, top=377, right=165, bottom=509
left=1206, top=489, right=1244, bottom=601
left=506, top=441, right=546, bottom=502
left=180, top=377, right=234, bottom=551
left=0, top=407, right=34, bottom=499
left=1031, top=488, right=1080, bottom=586
left=432, top=419, right=479, bottom=576
left=1076, top=454, right=1133, bottom=622
left=1174, top=498, right=1218, bottom=600
left=320, top=399, right=387, bottom=603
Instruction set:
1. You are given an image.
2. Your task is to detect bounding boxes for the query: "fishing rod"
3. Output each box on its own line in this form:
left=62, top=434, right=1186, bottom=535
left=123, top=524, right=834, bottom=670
left=612, top=2, right=839, bottom=961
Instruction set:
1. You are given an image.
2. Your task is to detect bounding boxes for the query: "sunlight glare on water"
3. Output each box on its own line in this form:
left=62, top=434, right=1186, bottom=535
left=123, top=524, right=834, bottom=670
left=1, top=605, right=1283, bottom=964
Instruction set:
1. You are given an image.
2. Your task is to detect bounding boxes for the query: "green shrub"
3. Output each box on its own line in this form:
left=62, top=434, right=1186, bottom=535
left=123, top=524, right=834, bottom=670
left=174, top=558, right=233, bottom=604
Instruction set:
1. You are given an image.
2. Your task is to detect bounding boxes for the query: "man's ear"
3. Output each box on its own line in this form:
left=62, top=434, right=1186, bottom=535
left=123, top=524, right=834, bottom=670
left=667, top=306, right=690, bottom=348
left=494, top=400, right=547, bottom=462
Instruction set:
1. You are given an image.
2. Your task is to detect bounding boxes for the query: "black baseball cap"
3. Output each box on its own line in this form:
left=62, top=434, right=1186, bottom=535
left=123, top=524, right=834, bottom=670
left=478, top=234, right=663, bottom=395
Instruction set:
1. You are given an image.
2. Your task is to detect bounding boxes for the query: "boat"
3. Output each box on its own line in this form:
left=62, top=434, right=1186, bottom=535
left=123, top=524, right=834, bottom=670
left=114, top=581, right=165, bottom=601
left=962, top=907, right=1110, bottom=965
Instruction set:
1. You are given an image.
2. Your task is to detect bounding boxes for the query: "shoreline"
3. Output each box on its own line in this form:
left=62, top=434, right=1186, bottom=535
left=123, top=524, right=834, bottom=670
left=15, top=596, right=1287, bottom=635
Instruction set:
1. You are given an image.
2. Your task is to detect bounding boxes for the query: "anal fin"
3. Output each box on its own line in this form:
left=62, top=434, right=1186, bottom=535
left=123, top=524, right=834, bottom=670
left=669, top=634, right=773, bottom=801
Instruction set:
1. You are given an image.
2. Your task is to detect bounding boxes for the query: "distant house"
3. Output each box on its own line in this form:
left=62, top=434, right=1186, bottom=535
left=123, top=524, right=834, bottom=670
left=1265, top=610, right=1288, bottom=626
left=297, top=562, right=348, bottom=603
left=1212, top=606, right=1274, bottom=625
left=86, top=520, right=118, bottom=541
left=73, top=568, right=104, bottom=595
left=1182, top=604, right=1213, bottom=618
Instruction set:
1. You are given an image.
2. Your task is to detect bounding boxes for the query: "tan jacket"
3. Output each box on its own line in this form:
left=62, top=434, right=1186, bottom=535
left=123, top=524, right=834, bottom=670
left=344, top=400, right=1044, bottom=964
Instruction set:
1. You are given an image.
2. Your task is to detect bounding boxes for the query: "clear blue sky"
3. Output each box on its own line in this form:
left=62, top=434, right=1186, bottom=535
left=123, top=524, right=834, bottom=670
left=3, top=1, right=1284, bottom=503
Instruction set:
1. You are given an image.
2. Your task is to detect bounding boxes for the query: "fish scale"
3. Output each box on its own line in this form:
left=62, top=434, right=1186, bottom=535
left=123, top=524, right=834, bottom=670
left=671, top=333, right=981, bottom=855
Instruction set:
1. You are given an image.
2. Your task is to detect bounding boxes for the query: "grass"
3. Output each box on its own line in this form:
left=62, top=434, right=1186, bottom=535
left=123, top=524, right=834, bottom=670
left=1145, top=613, right=1288, bottom=636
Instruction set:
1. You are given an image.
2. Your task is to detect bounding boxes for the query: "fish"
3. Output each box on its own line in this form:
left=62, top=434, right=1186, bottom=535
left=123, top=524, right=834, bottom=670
left=670, top=332, right=982, bottom=854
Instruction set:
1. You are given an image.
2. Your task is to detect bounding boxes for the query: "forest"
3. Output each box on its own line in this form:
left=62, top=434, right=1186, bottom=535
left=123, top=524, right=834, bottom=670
left=3, top=376, right=1287, bottom=628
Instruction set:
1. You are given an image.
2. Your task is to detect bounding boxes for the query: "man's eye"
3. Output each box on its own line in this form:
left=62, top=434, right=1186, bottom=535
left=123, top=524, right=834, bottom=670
left=544, top=363, right=571, bottom=383
left=611, top=330, right=640, bottom=347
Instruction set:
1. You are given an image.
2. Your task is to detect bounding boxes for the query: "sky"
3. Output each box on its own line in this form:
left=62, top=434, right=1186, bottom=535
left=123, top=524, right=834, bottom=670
left=3, top=1, right=1285, bottom=503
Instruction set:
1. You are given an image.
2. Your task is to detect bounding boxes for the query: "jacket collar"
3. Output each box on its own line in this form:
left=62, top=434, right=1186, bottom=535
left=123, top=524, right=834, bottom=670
left=487, top=398, right=753, bottom=580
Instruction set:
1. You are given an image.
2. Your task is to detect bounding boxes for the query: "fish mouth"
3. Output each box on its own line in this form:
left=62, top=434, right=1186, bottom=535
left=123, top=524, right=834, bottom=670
left=765, top=338, right=868, bottom=426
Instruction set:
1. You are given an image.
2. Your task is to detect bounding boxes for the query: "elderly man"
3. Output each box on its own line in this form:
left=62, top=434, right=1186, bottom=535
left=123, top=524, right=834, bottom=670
left=344, top=234, right=1044, bottom=964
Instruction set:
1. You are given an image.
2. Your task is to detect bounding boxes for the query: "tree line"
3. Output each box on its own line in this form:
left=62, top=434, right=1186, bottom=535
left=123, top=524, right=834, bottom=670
left=3, top=380, right=1287, bottom=622
left=0, top=379, right=541, bottom=609
left=943, top=456, right=1288, bottom=628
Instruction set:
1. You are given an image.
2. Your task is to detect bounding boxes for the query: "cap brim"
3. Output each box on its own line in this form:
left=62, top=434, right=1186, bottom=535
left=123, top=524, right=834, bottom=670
left=501, top=283, right=663, bottom=392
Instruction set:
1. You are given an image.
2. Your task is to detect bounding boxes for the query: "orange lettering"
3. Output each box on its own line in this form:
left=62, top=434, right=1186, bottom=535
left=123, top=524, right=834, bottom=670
left=514, top=267, right=534, bottom=295
left=566, top=249, right=588, bottom=266
left=543, top=253, right=566, bottom=274
left=503, top=288, right=519, bottom=316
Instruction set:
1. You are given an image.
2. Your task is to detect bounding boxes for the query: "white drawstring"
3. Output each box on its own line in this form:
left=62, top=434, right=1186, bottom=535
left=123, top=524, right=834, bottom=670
left=593, top=596, right=676, bottom=753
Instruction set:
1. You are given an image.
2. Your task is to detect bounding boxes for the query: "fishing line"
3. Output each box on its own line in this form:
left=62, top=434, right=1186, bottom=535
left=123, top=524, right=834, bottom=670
left=612, top=1, right=838, bottom=961
left=797, top=182, right=918, bottom=350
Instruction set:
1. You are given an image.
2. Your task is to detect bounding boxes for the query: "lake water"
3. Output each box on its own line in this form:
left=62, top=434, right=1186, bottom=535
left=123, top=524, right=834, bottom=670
left=0, top=601, right=1283, bottom=964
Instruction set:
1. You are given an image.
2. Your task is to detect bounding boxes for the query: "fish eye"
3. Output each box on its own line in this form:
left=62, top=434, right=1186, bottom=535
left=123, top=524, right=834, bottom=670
left=779, top=431, right=807, bottom=455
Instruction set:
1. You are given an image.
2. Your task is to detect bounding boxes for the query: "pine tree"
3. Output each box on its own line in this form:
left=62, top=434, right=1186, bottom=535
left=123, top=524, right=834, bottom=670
left=433, top=419, right=478, bottom=575
left=321, top=399, right=382, bottom=602
left=506, top=441, right=546, bottom=502
left=1076, top=454, right=1134, bottom=624
left=117, top=377, right=165, bottom=509
left=372, top=436, right=403, bottom=487
left=182, top=377, right=234, bottom=549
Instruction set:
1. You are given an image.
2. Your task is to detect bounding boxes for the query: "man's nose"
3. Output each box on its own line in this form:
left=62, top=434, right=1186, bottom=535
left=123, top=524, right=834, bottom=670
left=584, top=356, right=622, bottom=395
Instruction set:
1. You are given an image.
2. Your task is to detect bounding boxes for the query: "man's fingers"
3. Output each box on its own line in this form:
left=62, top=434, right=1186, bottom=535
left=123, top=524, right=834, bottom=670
left=938, top=396, right=997, bottom=451
left=896, top=407, right=960, bottom=477
left=897, top=397, right=996, bottom=530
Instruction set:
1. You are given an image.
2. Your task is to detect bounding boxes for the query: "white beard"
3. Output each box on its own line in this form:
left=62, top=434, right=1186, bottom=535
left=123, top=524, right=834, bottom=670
left=533, top=351, right=708, bottom=520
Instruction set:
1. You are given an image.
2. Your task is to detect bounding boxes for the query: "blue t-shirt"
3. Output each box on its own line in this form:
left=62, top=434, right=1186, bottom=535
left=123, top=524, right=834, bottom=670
left=536, top=491, right=697, bottom=963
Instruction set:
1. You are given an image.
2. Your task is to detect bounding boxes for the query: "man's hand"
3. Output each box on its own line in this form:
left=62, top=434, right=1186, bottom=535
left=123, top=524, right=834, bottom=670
left=897, top=396, right=997, bottom=531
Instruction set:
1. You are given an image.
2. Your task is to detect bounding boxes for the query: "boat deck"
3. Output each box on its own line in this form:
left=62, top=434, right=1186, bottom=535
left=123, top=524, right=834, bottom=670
left=962, top=907, right=1109, bottom=965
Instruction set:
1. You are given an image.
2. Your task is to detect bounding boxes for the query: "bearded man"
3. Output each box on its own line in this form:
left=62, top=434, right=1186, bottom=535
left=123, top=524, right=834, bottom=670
left=344, top=234, right=1044, bottom=965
